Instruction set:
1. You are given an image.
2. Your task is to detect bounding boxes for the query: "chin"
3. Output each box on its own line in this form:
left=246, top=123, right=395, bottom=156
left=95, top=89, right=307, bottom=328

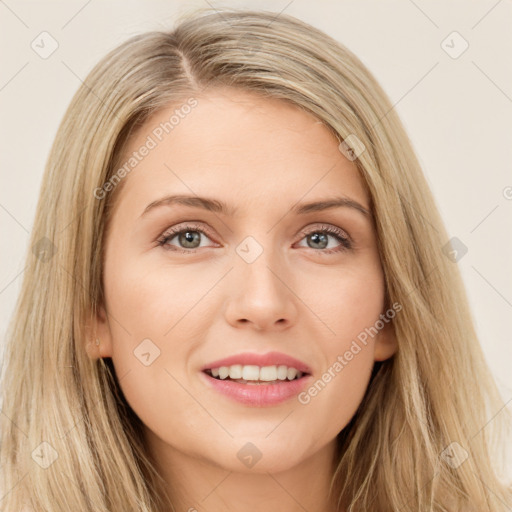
left=214, top=438, right=309, bottom=474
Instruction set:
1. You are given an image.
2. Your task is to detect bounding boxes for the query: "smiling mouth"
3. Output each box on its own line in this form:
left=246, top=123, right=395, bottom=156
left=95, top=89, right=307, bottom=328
left=203, top=364, right=309, bottom=385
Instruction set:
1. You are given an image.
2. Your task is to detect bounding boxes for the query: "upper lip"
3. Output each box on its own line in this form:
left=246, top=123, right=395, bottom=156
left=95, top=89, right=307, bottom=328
left=201, top=351, right=312, bottom=374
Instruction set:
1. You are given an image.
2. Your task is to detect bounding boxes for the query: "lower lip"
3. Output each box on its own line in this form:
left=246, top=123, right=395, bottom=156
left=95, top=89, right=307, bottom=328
left=200, top=371, right=311, bottom=406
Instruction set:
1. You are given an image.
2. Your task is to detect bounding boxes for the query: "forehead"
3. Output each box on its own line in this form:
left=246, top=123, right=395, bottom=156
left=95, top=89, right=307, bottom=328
left=111, top=88, right=369, bottom=217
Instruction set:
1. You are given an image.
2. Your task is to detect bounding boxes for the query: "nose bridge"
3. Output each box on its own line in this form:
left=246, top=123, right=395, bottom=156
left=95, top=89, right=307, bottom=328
left=238, top=235, right=285, bottom=297
left=225, top=234, right=296, bottom=329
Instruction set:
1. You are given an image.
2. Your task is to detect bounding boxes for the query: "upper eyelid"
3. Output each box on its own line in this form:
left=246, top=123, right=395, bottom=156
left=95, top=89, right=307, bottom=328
left=161, top=222, right=214, bottom=238
left=299, top=223, right=348, bottom=237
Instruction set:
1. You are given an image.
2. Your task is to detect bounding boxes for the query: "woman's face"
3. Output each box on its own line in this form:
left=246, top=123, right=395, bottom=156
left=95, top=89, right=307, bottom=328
left=91, top=87, right=397, bottom=475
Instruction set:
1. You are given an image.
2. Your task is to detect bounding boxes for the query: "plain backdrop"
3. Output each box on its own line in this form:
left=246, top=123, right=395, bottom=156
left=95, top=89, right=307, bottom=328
left=1, top=0, right=511, bottom=473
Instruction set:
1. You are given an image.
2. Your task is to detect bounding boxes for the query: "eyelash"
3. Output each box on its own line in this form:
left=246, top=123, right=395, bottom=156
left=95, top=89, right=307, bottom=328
left=156, top=222, right=352, bottom=254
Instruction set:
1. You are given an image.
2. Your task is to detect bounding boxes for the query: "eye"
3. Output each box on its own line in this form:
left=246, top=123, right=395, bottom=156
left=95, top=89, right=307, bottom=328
left=157, top=223, right=217, bottom=253
left=295, top=224, right=352, bottom=254
left=157, top=222, right=352, bottom=255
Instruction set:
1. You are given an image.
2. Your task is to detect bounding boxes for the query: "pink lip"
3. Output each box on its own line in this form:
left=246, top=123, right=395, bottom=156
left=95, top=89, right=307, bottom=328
left=199, top=351, right=313, bottom=407
left=199, top=371, right=312, bottom=407
left=201, top=351, right=312, bottom=374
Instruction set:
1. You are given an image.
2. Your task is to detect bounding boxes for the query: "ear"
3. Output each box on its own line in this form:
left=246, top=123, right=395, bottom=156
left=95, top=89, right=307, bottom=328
left=85, top=304, right=114, bottom=360
left=373, top=319, right=398, bottom=362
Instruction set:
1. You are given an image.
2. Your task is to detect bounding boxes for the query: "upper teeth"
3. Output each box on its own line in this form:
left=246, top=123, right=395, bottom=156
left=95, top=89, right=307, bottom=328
left=209, top=365, right=303, bottom=381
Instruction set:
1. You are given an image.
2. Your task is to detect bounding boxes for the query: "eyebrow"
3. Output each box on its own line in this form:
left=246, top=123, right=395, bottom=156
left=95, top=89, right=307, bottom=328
left=140, top=194, right=371, bottom=218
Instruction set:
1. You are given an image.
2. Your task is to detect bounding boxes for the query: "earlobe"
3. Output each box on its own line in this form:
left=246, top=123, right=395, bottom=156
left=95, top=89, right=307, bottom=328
left=373, top=321, right=398, bottom=362
left=85, top=337, right=102, bottom=360
left=85, top=305, right=114, bottom=360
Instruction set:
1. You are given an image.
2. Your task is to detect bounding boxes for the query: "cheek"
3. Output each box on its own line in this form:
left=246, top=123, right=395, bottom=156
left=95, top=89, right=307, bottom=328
left=101, top=255, right=220, bottom=427
left=298, top=259, right=385, bottom=342
left=297, top=344, right=375, bottom=446
left=293, top=261, right=384, bottom=435
left=104, top=254, right=214, bottom=345
left=298, top=285, right=381, bottom=440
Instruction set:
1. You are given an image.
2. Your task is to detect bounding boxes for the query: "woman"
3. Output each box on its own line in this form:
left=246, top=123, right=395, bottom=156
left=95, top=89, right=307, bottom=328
left=1, top=8, right=510, bottom=512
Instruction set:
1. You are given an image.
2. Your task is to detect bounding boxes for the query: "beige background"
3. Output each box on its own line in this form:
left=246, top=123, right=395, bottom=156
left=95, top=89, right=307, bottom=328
left=1, top=0, right=511, bottom=473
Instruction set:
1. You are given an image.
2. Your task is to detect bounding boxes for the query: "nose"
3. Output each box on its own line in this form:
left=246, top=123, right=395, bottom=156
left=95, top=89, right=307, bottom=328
left=224, top=253, right=298, bottom=331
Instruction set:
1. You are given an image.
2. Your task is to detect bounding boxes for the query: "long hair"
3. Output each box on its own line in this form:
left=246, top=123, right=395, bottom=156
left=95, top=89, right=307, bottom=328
left=1, top=8, right=510, bottom=511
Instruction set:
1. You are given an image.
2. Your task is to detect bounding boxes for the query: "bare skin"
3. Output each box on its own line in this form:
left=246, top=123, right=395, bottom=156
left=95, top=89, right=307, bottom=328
left=88, top=87, right=397, bottom=512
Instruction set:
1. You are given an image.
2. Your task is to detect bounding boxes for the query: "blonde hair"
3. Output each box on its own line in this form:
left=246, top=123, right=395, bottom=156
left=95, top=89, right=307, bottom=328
left=1, top=7, right=511, bottom=512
